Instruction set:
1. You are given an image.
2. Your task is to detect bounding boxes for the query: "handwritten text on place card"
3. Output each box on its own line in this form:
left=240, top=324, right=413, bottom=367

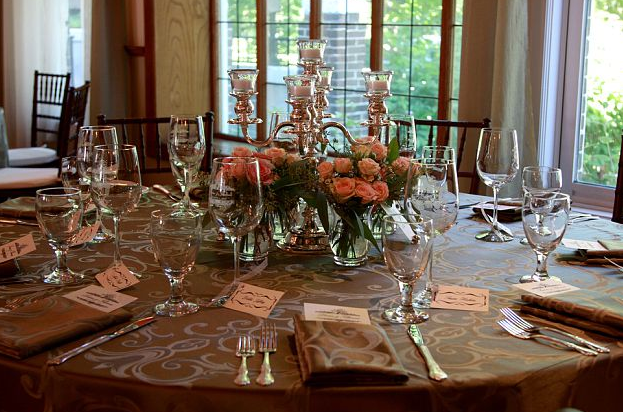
left=63, top=285, right=137, bottom=313
left=95, top=263, right=140, bottom=291
left=222, top=282, right=284, bottom=318
left=513, top=279, right=579, bottom=297
left=561, top=239, right=606, bottom=251
left=303, top=303, right=371, bottom=324
left=430, top=285, right=489, bottom=312
left=71, top=222, right=100, bottom=247
left=0, top=234, right=36, bottom=264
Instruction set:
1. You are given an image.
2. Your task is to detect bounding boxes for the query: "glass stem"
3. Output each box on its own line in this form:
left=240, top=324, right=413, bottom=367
left=112, top=215, right=122, bottom=267
left=55, top=246, right=69, bottom=276
left=534, top=251, right=550, bottom=279
left=232, top=236, right=241, bottom=285
left=183, top=168, right=192, bottom=208
left=425, top=240, right=435, bottom=291
left=168, top=276, right=184, bottom=304
left=492, top=186, right=500, bottom=232
left=398, top=280, right=414, bottom=311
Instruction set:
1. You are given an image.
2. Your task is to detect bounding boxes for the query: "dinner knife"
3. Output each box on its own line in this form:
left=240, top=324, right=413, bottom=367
left=0, top=218, right=39, bottom=227
left=152, top=184, right=182, bottom=202
left=47, top=315, right=156, bottom=365
left=408, top=324, right=448, bottom=381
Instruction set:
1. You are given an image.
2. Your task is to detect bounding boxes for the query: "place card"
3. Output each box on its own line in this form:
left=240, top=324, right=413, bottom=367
left=381, top=204, right=416, bottom=240
left=561, top=239, right=606, bottom=251
left=222, top=282, right=284, bottom=318
left=303, top=303, right=371, bottom=324
left=95, top=263, right=140, bottom=291
left=71, top=222, right=101, bottom=247
left=64, top=285, right=137, bottom=313
left=474, top=201, right=518, bottom=211
left=430, top=285, right=489, bottom=312
left=0, top=234, right=36, bottom=264
left=513, top=279, right=579, bottom=297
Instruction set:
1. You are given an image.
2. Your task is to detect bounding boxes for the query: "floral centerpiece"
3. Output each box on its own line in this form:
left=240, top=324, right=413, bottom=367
left=316, top=138, right=411, bottom=266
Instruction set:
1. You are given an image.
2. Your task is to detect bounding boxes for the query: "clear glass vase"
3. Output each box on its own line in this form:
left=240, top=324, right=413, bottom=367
left=329, top=209, right=370, bottom=267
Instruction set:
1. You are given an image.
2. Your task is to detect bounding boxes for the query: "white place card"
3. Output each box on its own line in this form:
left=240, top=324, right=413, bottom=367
left=513, top=279, right=580, bottom=297
left=222, top=282, right=284, bottom=318
left=303, top=303, right=371, bottom=324
left=0, top=234, right=36, bottom=264
left=71, top=222, right=101, bottom=247
left=430, top=284, right=489, bottom=312
left=64, top=285, right=137, bottom=313
left=561, top=239, right=606, bottom=251
left=474, top=202, right=518, bottom=211
left=380, top=203, right=416, bottom=240
left=95, top=263, right=140, bottom=291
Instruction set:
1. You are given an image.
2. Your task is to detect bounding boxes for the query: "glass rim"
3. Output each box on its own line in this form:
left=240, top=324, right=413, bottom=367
left=411, top=157, right=455, bottom=165
left=150, top=208, right=202, bottom=220
left=36, top=187, right=82, bottom=197
left=523, top=192, right=570, bottom=201
left=522, top=165, right=562, bottom=173
left=92, top=144, right=137, bottom=151
left=79, top=125, right=116, bottom=131
left=382, top=213, right=433, bottom=226
left=212, top=156, right=259, bottom=163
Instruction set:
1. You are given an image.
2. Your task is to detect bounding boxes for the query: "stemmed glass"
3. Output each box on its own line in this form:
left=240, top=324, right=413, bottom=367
left=168, top=115, right=206, bottom=212
left=520, top=166, right=562, bottom=244
left=521, top=192, right=570, bottom=283
left=60, top=156, right=91, bottom=207
left=475, top=128, right=519, bottom=242
left=151, top=209, right=203, bottom=316
left=208, top=157, right=263, bottom=296
left=381, top=214, right=434, bottom=324
left=90, top=144, right=143, bottom=275
left=76, top=125, right=119, bottom=242
left=382, top=114, right=417, bottom=157
left=36, top=187, right=84, bottom=284
left=405, top=156, right=459, bottom=308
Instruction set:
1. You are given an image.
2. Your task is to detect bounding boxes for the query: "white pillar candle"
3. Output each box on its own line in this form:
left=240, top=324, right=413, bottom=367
left=231, top=79, right=253, bottom=91
left=319, top=77, right=330, bottom=87
left=290, top=85, right=313, bottom=97
left=300, top=48, right=322, bottom=59
left=368, top=80, right=389, bottom=91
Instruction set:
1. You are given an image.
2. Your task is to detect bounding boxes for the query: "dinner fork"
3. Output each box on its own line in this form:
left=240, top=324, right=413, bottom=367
left=256, top=322, right=277, bottom=386
left=234, top=335, right=256, bottom=386
left=500, top=308, right=609, bottom=353
left=498, top=319, right=598, bottom=356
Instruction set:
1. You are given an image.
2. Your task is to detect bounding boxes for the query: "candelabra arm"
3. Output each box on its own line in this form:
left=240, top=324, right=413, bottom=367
left=320, top=121, right=356, bottom=145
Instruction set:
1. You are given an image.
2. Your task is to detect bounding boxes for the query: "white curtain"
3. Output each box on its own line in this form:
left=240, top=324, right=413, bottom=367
left=2, top=0, right=69, bottom=148
left=458, top=0, right=538, bottom=197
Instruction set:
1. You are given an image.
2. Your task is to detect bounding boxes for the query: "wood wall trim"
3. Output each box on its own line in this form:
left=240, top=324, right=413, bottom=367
left=0, top=0, right=4, bottom=106
left=370, top=0, right=383, bottom=70
left=256, top=0, right=267, bottom=142
left=437, top=0, right=456, bottom=121
left=208, top=0, right=218, bottom=116
left=144, top=0, right=156, bottom=117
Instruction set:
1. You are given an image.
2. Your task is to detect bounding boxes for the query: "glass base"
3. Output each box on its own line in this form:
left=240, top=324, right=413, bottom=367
left=519, top=237, right=529, bottom=245
left=520, top=274, right=561, bottom=283
left=90, top=223, right=114, bottom=244
left=383, top=306, right=429, bottom=324
left=43, top=267, right=84, bottom=284
left=155, top=300, right=199, bottom=317
left=413, top=288, right=433, bottom=309
left=476, top=229, right=514, bottom=242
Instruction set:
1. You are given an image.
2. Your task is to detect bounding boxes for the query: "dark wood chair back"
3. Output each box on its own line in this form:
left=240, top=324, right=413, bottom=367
left=57, top=81, right=91, bottom=159
left=96, top=112, right=215, bottom=174
left=31, top=70, right=71, bottom=147
left=414, top=118, right=491, bottom=194
left=612, top=131, right=623, bottom=224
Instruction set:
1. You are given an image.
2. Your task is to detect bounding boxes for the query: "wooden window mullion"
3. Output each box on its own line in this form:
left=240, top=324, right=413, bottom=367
left=310, top=0, right=321, bottom=38
left=256, top=1, right=267, bottom=142
left=370, top=0, right=383, bottom=71
left=437, top=0, right=455, bottom=122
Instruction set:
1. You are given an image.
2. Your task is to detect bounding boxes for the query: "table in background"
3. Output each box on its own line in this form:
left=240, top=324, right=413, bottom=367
left=0, top=192, right=621, bottom=412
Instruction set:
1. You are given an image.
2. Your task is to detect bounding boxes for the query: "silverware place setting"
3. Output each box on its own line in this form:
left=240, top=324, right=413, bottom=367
left=234, top=335, right=256, bottom=386
left=408, top=324, right=448, bottom=381
left=256, top=322, right=277, bottom=386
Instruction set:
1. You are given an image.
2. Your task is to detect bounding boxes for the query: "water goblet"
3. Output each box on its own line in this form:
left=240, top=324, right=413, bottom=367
left=90, top=144, right=143, bottom=275
left=381, top=114, right=417, bottom=157
left=520, top=166, right=562, bottom=244
left=475, top=128, right=519, bottom=242
left=521, top=192, right=570, bottom=283
left=61, top=156, right=91, bottom=212
left=151, top=209, right=202, bottom=316
left=36, top=187, right=84, bottom=284
left=168, top=115, right=206, bottom=212
left=208, top=157, right=263, bottom=298
left=381, top=214, right=434, bottom=324
left=405, top=156, right=459, bottom=308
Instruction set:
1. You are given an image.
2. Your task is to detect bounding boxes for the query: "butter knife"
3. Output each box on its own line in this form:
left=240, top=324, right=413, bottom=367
left=47, top=315, right=156, bottom=365
left=408, top=325, right=448, bottom=381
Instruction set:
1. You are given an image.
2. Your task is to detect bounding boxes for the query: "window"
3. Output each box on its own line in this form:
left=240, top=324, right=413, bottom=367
left=213, top=0, right=462, bottom=150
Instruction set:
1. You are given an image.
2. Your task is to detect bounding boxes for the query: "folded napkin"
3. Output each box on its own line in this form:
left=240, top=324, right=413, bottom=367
left=0, top=295, right=132, bottom=359
left=293, top=314, right=408, bottom=386
left=472, top=199, right=522, bottom=222
left=520, top=290, right=623, bottom=338
left=557, top=239, right=623, bottom=265
left=0, top=197, right=36, bottom=220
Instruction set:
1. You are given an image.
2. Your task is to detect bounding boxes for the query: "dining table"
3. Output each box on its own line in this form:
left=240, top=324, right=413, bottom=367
left=0, top=190, right=621, bottom=412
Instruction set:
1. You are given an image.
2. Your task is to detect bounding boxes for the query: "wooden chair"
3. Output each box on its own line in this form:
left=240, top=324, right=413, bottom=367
left=96, top=112, right=215, bottom=175
left=414, top=118, right=491, bottom=194
left=31, top=70, right=71, bottom=148
left=57, top=81, right=91, bottom=159
left=612, top=131, right=623, bottom=224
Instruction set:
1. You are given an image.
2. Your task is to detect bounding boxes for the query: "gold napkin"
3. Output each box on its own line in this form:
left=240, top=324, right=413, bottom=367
left=472, top=199, right=522, bottom=222
left=293, top=315, right=408, bottom=386
left=0, top=295, right=132, bottom=359
left=0, top=197, right=37, bottom=220
left=520, top=290, right=623, bottom=338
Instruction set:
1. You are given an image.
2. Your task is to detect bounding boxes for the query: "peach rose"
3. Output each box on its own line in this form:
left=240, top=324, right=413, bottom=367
left=246, top=158, right=274, bottom=185
left=391, top=156, right=411, bottom=176
left=263, top=147, right=287, bottom=166
left=351, top=143, right=372, bottom=157
left=317, top=161, right=334, bottom=180
left=370, top=141, right=388, bottom=161
left=332, top=177, right=357, bottom=202
left=333, top=157, right=353, bottom=174
left=357, top=158, right=381, bottom=181
left=372, top=181, right=389, bottom=203
left=355, top=180, right=378, bottom=204
left=286, top=153, right=301, bottom=164
left=230, top=159, right=247, bottom=180
left=232, top=146, right=253, bottom=157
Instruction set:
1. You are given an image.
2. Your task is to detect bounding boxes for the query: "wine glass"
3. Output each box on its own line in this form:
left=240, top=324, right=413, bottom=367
left=61, top=156, right=91, bottom=212
left=381, top=114, right=417, bottom=157
left=269, top=111, right=298, bottom=154
left=521, top=192, right=570, bottom=283
left=151, top=209, right=203, bottom=316
left=76, top=125, right=119, bottom=243
left=168, top=115, right=206, bottom=212
left=208, top=157, right=263, bottom=297
left=520, top=166, right=562, bottom=244
left=475, top=128, right=519, bottom=242
left=381, top=214, right=434, bottom=324
left=36, top=187, right=84, bottom=284
left=90, top=144, right=143, bottom=275
left=405, top=157, right=459, bottom=308
left=422, top=145, right=455, bottom=161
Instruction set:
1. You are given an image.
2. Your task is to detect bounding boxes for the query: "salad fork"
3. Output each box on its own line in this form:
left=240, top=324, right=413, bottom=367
left=256, top=322, right=277, bottom=386
left=498, top=319, right=598, bottom=356
left=234, top=335, right=256, bottom=386
left=500, top=307, right=609, bottom=353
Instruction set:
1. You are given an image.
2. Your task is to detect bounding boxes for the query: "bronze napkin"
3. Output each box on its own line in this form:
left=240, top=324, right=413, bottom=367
left=557, top=239, right=623, bottom=265
left=0, top=197, right=37, bottom=220
left=472, top=199, right=522, bottom=222
left=293, top=315, right=408, bottom=386
left=0, top=295, right=132, bottom=359
left=520, top=290, right=623, bottom=338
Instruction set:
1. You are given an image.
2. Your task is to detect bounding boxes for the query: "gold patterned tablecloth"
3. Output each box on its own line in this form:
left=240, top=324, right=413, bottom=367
left=0, top=191, right=621, bottom=412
